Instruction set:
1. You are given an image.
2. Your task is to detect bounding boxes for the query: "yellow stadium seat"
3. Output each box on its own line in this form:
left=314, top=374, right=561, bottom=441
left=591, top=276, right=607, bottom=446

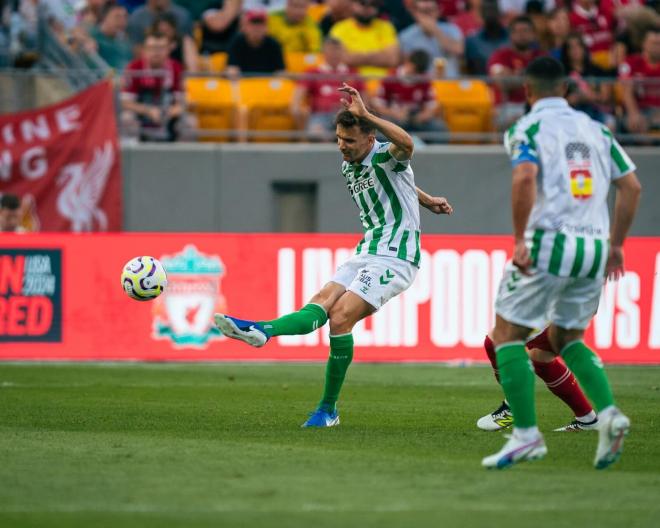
left=591, top=50, right=613, bottom=71
left=238, top=78, right=297, bottom=142
left=432, top=80, right=494, bottom=140
left=185, top=77, right=237, bottom=142
left=307, top=3, right=328, bottom=22
left=208, top=52, right=228, bottom=73
left=285, top=52, right=323, bottom=73
left=364, top=78, right=381, bottom=98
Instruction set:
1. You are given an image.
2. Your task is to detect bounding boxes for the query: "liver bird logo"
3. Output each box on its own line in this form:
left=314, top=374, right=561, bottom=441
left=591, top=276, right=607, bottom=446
left=56, top=142, right=114, bottom=232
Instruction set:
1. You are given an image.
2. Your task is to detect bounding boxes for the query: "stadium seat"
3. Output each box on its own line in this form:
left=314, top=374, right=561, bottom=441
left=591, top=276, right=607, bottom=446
left=364, top=78, right=381, bottom=98
left=307, top=3, right=328, bottom=22
left=285, top=52, right=323, bottom=73
left=185, top=77, right=237, bottom=142
left=238, top=78, right=297, bottom=142
left=591, top=50, right=613, bottom=70
left=432, top=80, right=494, bottom=140
left=208, top=52, right=228, bottom=73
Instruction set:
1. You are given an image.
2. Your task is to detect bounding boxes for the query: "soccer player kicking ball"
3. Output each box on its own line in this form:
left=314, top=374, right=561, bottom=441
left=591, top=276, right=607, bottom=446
left=482, top=57, right=641, bottom=470
left=214, top=83, right=453, bottom=427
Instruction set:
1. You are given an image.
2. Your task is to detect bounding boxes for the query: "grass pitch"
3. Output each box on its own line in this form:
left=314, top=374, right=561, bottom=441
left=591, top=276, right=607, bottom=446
left=0, top=363, right=659, bottom=528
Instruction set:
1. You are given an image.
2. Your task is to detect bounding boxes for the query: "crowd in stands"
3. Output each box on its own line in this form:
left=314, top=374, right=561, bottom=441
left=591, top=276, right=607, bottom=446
left=1, top=0, right=659, bottom=141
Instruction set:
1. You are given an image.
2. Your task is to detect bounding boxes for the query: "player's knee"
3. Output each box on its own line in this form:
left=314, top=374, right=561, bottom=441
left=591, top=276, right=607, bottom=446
left=328, top=304, right=352, bottom=334
left=548, top=326, right=584, bottom=354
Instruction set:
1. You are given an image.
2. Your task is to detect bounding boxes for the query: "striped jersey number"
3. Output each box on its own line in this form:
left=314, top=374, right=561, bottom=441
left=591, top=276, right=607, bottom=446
left=566, top=142, right=593, bottom=200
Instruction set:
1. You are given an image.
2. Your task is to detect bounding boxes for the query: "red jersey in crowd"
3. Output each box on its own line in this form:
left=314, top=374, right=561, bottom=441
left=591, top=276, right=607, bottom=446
left=300, top=63, right=363, bottom=113
left=488, top=47, right=544, bottom=103
left=122, top=57, right=184, bottom=106
left=619, top=54, right=660, bottom=109
left=600, top=0, right=642, bottom=21
left=569, top=4, right=615, bottom=53
left=375, top=69, right=435, bottom=113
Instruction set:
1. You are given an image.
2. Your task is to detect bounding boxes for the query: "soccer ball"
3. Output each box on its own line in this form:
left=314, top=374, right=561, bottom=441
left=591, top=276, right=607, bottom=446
left=121, top=256, right=167, bottom=301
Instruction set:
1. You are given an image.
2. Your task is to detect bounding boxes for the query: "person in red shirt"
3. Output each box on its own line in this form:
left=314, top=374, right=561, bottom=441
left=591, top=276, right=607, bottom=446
left=488, top=16, right=543, bottom=128
left=291, top=37, right=364, bottom=140
left=121, top=31, right=188, bottom=141
left=619, top=26, right=660, bottom=133
left=569, top=0, right=615, bottom=60
left=371, top=49, right=448, bottom=143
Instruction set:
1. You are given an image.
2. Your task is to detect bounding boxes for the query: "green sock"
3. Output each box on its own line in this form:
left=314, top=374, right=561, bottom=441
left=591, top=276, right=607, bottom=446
left=319, top=334, right=354, bottom=412
left=496, top=342, right=537, bottom=428
left=260, top=303, right=328, bottom=337
left=561, top=341, right=614, bottom=412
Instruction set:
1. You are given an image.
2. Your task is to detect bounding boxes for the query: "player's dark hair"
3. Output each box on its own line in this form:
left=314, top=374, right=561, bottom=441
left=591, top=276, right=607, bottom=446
left=334, top=110, right=375, bottom=135
left=509, top=14, right=535, bottom=30
left=525, top=56, right=566, bottom=96
left=0, top=193, right=20, bottom=210
left=408, top=49, right=431, bottom=74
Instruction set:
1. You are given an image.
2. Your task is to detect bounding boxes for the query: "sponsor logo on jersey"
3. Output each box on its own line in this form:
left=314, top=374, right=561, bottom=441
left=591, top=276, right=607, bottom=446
left=152, top=245, right=226, bottom=348
left=348, top=177, right=376, bottom=196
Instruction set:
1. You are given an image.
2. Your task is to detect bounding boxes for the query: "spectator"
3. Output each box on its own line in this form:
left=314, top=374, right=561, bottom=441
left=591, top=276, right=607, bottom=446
left=615, top=6, right=660, bottom=65
left=319, top=0, right=352, bottom=36
left=619, top=26, right=660, bottom=133
left=78, top=0, right=111, bottom=28
left=243, top=0, right=286, bottom=13
left=547, top=6, right=569, bottom=59
left=329, top=0, right=399, bottom=77
left=119, top=0, right=146, bottom=12
left=371, top=50, right=448, bottom=142
left=291, top=37, right=364, bottom=139
left=91, top=3, right=134, bottom=71
left=200, top=0, right=241, bottom=54
left=127, top=0, right=192, bottom=47
left=268, top=0, right=322, bottom=53
left=561, top=33, right=615, bottom=127
left=569, top=0, right=615, bottom=68
left=465, top=0, right=508, bottom=75
left=0, top=194, right=25, bottom=233
left=226, top=9, right=285, bottom=74
left=381, top=0, right=415, bottom=32
left=121, top=31, right=189, bottom=141
left=151, top=12, right=199, bottom=70
left=488, top=15, right=543, bottom=127
left=173, top=0, right=218, bottom=21
left=399, top=0, right=464, bottom=78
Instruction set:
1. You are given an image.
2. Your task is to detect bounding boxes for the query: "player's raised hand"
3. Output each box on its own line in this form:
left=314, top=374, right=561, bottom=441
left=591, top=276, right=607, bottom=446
left=512, top=239, right=532, bottom=275
left=423, top=196, right=453, bottom=215
left=339, top=83, right=368, bottom=118
left=605, top=245, right=625, bottom=281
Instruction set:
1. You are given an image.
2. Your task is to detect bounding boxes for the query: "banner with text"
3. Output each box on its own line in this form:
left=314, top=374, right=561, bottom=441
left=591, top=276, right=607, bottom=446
left=0, top=81, right=122, bottom=231
left=1, top=233, right=659, bottom=363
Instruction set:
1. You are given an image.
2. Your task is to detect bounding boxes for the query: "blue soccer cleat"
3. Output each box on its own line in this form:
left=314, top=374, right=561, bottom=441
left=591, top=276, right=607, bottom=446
left=213, top=313, right=269, bottom=347
left=302, top=408, right=340, bottom=428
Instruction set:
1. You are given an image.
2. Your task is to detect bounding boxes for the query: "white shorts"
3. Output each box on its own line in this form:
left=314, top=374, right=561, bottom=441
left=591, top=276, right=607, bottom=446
left=495, top=262, right=604, bottom=330
left=331, top=254, right=418, bottom=310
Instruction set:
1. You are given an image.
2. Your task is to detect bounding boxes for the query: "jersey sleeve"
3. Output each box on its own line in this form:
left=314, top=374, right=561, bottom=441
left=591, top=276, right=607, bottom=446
left=606, top=131, right=636, bottom=179
left=504, top=120, right=540, bottom=167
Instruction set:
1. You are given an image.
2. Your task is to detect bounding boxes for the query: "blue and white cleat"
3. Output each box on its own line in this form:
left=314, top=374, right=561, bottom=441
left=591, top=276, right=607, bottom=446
left=594, top=408, right=630, bottom=470
left=213, top=313, right=269, bottom=347
left=481, top=432, right=547, bottom=469
left=302, top=408, right=340, bottom=428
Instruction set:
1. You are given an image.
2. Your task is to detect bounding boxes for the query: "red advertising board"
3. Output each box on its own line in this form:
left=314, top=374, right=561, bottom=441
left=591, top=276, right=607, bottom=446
left=1, top=233, right=659, bottom=363
left=0, top=81, right=122, bottom=231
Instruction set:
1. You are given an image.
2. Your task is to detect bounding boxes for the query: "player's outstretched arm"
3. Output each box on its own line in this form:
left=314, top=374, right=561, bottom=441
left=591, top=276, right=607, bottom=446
left=607, top=171, right=642, bottom=280
left=338, top=83, right=414, bottom=161
left=417, top=187, right=453, bottom=215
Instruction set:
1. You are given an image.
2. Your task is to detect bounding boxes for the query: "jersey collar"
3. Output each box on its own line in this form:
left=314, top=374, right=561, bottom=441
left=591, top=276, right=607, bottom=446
left=531, top=97, right=569, bottom=113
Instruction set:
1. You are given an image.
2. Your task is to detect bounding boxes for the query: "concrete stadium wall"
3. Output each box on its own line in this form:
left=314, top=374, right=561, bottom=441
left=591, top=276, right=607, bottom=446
left=121, top=143, right=659, bottom=235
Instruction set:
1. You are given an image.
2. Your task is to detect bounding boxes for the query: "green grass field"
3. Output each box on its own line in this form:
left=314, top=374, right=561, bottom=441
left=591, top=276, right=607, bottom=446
left=0, top=363, right=659, bottom=528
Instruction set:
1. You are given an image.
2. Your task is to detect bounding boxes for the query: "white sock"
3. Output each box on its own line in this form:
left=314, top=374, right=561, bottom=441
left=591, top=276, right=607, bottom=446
left=598, top=405, right=617, bottom=420
left=513, top=426, right=540, bottom=440
left=576, top=410, right=597, bottom=423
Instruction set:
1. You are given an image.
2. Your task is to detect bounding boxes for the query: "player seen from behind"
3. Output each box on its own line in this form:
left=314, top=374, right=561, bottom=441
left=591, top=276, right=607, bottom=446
left=482, top=57, right=642, bottom=470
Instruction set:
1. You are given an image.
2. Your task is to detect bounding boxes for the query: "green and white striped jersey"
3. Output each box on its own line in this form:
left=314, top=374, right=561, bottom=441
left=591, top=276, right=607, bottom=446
left=504, top=97, right=636, bottom=279
left=342, top=141, right=421, bottom=266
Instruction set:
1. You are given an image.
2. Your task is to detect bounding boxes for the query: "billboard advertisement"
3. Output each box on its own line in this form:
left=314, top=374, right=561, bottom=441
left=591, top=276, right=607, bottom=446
left=1, top=233, right=659, bottom=363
